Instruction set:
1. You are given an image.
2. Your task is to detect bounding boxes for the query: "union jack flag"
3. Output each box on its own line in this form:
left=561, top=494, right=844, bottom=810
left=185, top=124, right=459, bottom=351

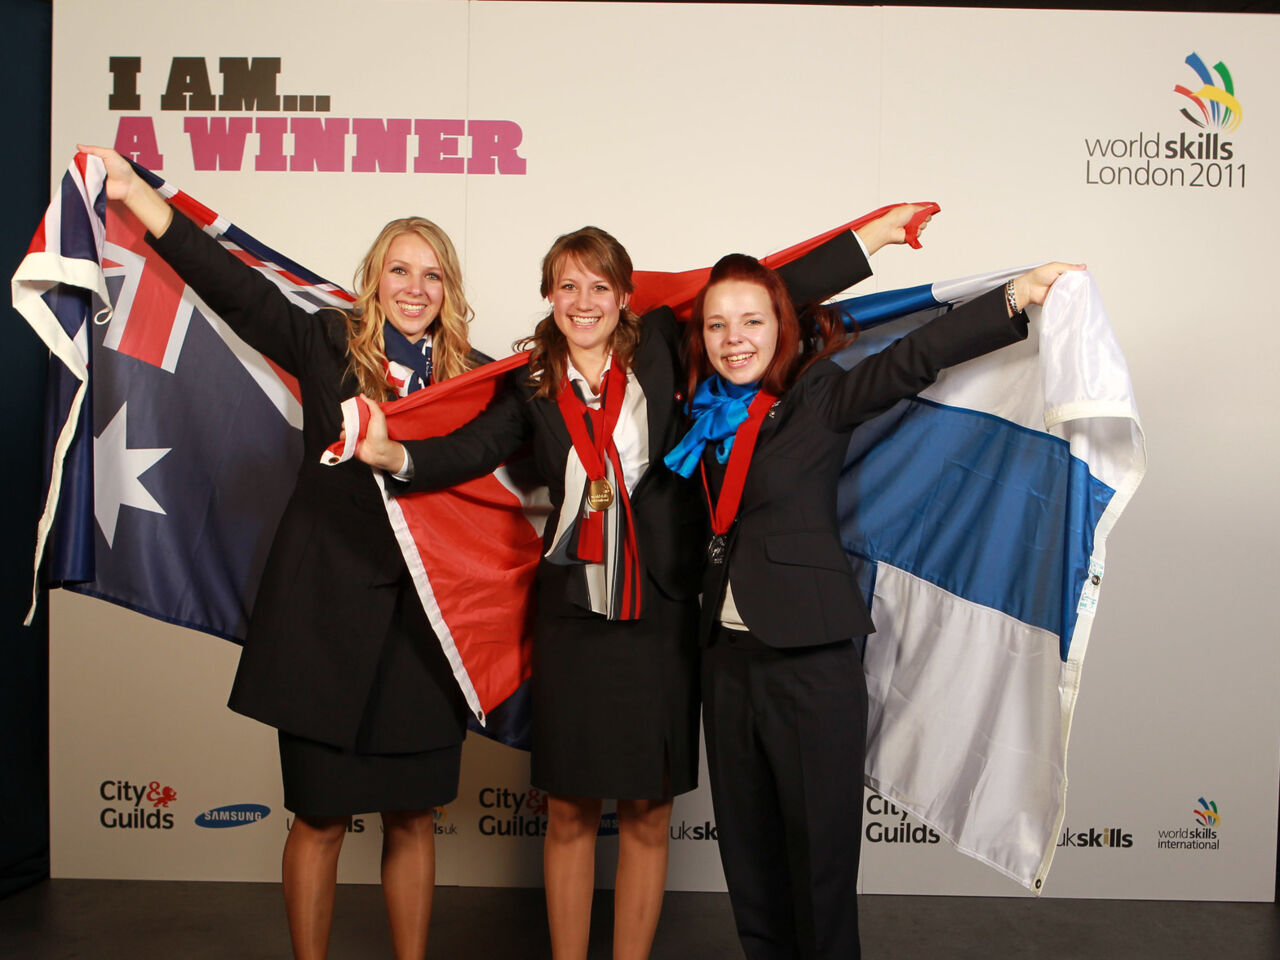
left=14, top=155, right=353, bottom=647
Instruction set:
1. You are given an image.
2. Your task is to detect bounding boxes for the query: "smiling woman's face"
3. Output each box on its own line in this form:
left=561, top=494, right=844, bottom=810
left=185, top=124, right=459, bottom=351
left=376, top=233, right=444, bottom=342
left=701, top=279, right=779, bottom=385
left=549, top=255, right=626, bottom=365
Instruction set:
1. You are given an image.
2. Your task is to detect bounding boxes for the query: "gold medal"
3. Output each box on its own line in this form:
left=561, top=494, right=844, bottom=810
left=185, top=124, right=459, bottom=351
left=587, top=477, right=615, bottom=511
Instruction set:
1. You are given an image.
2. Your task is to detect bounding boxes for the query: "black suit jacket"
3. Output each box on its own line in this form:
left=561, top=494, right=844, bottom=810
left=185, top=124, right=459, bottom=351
left=402, top=229, right=872, bottom=617
left=149, top=213, right=467, bottom=751
left=699, top=287, right=1030, bottom=648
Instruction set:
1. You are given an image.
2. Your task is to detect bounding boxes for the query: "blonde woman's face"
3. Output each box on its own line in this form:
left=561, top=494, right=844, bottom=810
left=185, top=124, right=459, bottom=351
left=377, top=234, right=444, bottom=343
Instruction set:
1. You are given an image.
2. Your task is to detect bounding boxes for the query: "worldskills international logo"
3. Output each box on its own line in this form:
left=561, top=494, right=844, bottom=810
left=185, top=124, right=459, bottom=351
left=1155, top=796, right=1221, bottom=851
left=1174, top=53, right=1242, bottom=132
left=1192, top=797, right=1221, bottom=828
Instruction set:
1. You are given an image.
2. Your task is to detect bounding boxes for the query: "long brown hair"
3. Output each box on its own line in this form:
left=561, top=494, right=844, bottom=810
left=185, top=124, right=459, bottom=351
left=683, top=253, right=854, bottom=401
left=518, top=226, right=643, bottom=398
left=345, top=216, right=474, bottom=399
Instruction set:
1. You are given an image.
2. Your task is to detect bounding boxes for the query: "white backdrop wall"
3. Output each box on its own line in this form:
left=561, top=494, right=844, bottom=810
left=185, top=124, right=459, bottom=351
left=46, top=1, right=1279, bottom=900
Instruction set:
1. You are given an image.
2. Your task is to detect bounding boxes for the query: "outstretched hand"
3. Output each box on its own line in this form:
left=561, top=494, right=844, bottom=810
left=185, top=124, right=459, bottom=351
left=76, top=143, right=174, bottom=236
left=77, top=144, right=141, bottom=201
left=855, top=203, right=938, bottom=255
left=1011, top=262, right=1087, bottom=313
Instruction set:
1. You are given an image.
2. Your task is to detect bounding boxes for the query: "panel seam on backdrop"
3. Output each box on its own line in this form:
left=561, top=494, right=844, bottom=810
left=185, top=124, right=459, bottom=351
left=875, top=7, right=885, bottom=294
left=464, top=0, right=472, bottom=274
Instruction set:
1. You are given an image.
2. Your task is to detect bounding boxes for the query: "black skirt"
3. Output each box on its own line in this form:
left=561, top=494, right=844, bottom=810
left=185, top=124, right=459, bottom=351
left=277, top=577, right=469, bottom=817
left=530, top=575, right=700, bottom=800
left=278, top=732, right=462, bottom=817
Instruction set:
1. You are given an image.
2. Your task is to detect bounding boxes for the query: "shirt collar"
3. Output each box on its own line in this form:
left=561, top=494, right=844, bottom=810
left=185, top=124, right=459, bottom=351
left=565, top=351, right=614, bottom=403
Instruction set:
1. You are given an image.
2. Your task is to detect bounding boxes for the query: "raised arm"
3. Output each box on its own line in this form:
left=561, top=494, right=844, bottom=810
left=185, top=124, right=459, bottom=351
left=78, top=144, right=333, bottom=374
left=776, top=203, right=938, bottom=308
left=818, top=261, right=1084, bottom=431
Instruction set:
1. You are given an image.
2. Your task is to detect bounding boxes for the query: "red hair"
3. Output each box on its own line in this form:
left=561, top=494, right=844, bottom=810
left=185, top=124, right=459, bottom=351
left=683, top=254, right=854, bottom=401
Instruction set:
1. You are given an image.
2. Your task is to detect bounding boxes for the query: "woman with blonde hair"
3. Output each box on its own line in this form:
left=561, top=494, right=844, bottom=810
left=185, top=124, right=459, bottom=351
left=354, top=210, right=922, bottom=958
left=81, top=144, right=478, bottom=960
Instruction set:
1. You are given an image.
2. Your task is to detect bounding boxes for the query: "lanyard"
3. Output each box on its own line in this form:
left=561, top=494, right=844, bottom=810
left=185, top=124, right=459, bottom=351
left=556, top=361, right=627, bottom=510
left=699, top=389, right=776, bottom=560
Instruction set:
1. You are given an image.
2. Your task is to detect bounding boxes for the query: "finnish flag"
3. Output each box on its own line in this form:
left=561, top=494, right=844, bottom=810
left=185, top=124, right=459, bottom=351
left=832, top=269, right=1146, bottom=891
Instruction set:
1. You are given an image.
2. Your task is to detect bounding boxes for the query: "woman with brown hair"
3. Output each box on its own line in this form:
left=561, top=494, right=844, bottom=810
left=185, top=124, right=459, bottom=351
left=80, top=144, right=479, bottom=960
left=354, top=209, right=924, bottom=958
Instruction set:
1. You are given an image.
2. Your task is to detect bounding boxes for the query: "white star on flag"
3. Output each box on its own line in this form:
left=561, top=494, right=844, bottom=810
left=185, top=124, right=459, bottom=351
left=94, top=402, right=170, bottom=547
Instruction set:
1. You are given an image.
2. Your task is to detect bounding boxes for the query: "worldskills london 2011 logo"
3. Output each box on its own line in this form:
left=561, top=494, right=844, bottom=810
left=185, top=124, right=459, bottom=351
left=1083, top=52, right=1245, bottom=189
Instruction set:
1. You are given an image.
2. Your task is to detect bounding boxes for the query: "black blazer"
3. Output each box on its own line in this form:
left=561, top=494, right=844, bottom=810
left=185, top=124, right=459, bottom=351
left=401, top=229, right=872, bottom=615
left=699, top=287, right=1030, bottom=648
left=149, top=212, right=467, bottom=751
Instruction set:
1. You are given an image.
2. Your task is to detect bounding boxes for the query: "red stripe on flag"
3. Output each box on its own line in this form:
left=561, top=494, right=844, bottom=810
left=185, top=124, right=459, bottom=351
left=168, top=190, right=219, bottom=229
left=27, top=215, right=46, bottom=257
left=226, top=248, right=356, bottom=304
left=105, top=202, right=188, bottom=368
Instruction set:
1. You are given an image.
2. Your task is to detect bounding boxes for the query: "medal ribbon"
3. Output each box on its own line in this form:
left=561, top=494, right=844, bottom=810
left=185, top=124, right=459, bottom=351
left=556, top=363, right=628, bottom=566
left=700, top=389, right=778, bottom=537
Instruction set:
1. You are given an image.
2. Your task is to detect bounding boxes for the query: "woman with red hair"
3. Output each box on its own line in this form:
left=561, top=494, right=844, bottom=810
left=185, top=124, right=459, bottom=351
left=666, top=250, right=1081, bottom=959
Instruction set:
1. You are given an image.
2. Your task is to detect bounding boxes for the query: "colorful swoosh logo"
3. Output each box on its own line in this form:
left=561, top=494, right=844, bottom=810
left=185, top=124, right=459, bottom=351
left=1175, top=53, right=1242, bottom=131
left=1192, top=797, right=1220, bottom=828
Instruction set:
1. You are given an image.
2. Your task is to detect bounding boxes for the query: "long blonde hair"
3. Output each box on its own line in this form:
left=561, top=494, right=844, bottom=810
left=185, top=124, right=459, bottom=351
left=345, top=217, right=474, bottom=399
left=518, top=226, right=641, bottom=399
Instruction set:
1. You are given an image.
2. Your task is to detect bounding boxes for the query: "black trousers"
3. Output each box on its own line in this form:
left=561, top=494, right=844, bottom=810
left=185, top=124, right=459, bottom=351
left=702, top=626, right=868, bottom=960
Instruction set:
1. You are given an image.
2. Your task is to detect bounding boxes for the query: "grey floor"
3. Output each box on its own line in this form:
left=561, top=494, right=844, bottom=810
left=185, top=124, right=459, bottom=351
left=1, top=880, right=1278, bottom=959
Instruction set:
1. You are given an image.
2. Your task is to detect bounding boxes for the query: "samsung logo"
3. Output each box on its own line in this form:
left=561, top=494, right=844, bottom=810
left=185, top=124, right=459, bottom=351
left=194, top=803, right=271, bottom=828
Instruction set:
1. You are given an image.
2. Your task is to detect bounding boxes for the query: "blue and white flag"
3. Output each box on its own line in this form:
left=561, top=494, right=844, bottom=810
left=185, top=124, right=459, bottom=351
left=831, top=269, right=1145, bottom=892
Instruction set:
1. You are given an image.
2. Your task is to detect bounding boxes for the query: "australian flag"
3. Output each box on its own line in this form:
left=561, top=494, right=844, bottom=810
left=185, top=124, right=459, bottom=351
left=14, top=154, right=353, bottom=641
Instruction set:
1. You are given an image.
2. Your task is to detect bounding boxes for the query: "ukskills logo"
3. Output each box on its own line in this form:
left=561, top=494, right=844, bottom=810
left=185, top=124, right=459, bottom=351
left=194, top=803, right=271, bottom=828
left=1056, top=825, right=1133, bottom=849
left=1156, top=796, right=1221, bottom=851
left=1083, top=52, right=1246, bottom=190
left=670, top=818, right=718, bottom=842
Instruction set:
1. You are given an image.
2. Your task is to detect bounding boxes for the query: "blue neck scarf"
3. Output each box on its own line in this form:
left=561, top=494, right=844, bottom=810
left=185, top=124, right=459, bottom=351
left=664, top=376, right=761, bottom=478
left=383, top=322, right=433, bottom=393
